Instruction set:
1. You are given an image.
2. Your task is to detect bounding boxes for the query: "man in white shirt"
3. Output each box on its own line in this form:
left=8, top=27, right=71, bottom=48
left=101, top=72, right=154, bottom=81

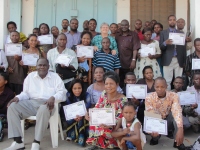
left=4, top=58, right=67, bottom=150
left=47, top=33, right=78, bottom=90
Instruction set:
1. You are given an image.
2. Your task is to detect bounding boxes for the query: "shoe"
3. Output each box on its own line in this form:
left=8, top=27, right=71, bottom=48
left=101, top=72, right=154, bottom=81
left=31, top=143, right=40, bottom=150
left=3, top=141, right=25, bottom=150
left=173, top=142, right=192, bottom=150
left=150, top=138, right=158, bottom=145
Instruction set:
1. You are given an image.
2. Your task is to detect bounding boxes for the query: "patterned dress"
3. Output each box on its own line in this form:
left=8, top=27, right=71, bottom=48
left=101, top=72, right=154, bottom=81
left=134, top=40, right=162, bottom=79
left=86, top=91, right=127, bottom=149
left=65, top=92, right=91, bottom=146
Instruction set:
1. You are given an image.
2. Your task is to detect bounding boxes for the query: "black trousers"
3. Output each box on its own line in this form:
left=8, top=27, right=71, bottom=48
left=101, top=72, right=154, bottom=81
left=9, top=83, right=23, bottom=95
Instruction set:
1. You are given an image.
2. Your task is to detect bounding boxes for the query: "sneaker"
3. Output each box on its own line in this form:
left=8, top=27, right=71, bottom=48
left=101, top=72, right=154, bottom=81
left=31, top=143, right=40, bottom=150
left=173, top=142, right=192, bottom=150
left=150, top=138, right=158, bottom=145
left=3, top=141, right=25, bottom=150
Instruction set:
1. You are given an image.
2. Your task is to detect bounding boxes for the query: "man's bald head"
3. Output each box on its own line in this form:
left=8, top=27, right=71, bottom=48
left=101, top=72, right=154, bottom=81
left=121, top=19, right=129, bottom=32
left=177, top=18, right=185, bottom=30
left=155, top=77, right=167, bottom=85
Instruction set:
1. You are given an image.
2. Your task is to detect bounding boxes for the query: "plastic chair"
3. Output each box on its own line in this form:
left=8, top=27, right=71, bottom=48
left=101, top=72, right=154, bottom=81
left=21, top=100, right=64, bottom=148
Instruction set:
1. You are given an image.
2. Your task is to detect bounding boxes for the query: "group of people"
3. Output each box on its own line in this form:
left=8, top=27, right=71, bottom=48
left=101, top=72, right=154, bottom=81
left=0, top=14, right=199, bottom=150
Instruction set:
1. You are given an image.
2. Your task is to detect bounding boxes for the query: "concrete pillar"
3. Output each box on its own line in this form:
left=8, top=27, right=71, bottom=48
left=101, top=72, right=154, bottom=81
left=117, top=0, right=130, bottom=24
left=0, top=0, right=10, bottom=49
left=190, top=0, right=200, bottom=39
left=176, top=0, right=188, bottom=33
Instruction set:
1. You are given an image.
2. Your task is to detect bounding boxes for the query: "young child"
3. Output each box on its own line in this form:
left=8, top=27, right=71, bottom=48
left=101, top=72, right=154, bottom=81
left=111, top=101, right=146, bottom=150
left=93, top=37, right=121, bottom=74
left=6, top=31, right=26, bottom=94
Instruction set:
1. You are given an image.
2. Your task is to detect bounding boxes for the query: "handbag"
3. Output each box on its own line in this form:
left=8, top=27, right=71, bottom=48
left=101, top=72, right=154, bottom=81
left=56, top=64, right=77, bottom=80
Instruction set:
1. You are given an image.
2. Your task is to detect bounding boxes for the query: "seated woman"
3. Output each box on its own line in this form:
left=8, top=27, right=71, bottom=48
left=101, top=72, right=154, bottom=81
left=64, top=79, right=91, bottom=147
left=85, top=71, right=127, bottom=149
left=0, top=73, right=15, bottom=141
left=134, top=27, right=162, bottom=79
left=135, top=66, right=155, bottom=126
left=87, top=67, right=123, bottom=107
left=111, top=101, right=146, bottom=150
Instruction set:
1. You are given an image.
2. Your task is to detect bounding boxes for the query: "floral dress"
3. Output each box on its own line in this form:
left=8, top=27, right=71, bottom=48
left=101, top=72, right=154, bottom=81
left=134, top=40, right=162, bottom=79
left=86, top=91, right=128, bottom=149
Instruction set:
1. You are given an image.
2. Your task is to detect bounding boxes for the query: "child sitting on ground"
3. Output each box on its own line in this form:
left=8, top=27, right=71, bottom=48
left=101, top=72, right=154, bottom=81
left=111, top=101, right=146, bottom=150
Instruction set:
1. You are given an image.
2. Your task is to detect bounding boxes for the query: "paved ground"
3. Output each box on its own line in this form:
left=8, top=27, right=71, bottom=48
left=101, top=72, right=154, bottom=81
left=0, top=127, right=197, bottom=150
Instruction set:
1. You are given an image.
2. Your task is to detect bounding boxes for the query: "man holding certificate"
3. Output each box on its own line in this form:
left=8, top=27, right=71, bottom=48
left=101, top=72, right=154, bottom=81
left=6, top=31, right=26, bottom=95
left=185, top=73, right=200, bottom=133
left=145, top=77, right=191, bottom=149
left=47, top=33, right=78, bottom=90
left=185, top=38, right=200, bottom=86
left=159, top=15, right=187, bottom=90
left=4, top=58, right=66, bottom=150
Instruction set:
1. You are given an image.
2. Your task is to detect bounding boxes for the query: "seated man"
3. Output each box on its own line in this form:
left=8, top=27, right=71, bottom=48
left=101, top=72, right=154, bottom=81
left=186, top=72, right=200, bottom=133
left=4, top=58, right=67, bottom=150
left=145, top=77, right=191, bottom=150
left=92, top=37, right=121, bottom=74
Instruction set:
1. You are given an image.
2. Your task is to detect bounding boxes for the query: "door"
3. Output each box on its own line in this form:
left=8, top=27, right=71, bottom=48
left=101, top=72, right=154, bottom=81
left=34, top=0, right=117, bottom=32
left=130, top=0, right=175, bottom=30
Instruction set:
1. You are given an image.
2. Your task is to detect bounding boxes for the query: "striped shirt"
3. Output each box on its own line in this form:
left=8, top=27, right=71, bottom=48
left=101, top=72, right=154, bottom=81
left=92, top=49, right=121, bottom=71
left=185, top=51, right=200, bottom=86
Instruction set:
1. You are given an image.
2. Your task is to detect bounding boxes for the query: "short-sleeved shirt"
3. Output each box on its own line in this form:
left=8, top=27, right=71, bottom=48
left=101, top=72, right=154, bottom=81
left=65, top=31, right=81, bottom=49
left=115, top=30, right=140, bottom=69
left=134, top=30, right=144, bottom=41
left=92, top=49, right=121, bottom=71
left=91, top=35, right=118, bottom=52
left=185, top=51, right=200, bottom=86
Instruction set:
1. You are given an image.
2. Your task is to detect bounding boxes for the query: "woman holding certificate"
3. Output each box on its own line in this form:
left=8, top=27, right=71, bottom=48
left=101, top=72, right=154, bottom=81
left=64, top=79, right=91, bottom=147
left=134, top=27, right=162, bottom=79
left=38, top=23, right=56, bottom=57
left=86, top=72, right=127, bottom=149
left=19, top=34, right=45, bottom=74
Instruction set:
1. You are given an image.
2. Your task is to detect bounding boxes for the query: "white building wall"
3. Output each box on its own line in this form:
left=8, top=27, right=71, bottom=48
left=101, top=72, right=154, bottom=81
left=22, top=0, right=35, bottom=36
left=176, top=0, right=188, bottom=33
left=117, top=0, right=130, bottom=24
left=0, top=0, right=10, bottom=49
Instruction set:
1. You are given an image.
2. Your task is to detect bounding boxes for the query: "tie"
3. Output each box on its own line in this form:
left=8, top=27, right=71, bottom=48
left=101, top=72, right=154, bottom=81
left=172, top=30, right=177, bottom=56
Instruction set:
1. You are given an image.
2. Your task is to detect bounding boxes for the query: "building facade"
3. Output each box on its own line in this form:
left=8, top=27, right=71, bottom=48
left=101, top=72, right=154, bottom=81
left=0, top=0, right=200, bottom=49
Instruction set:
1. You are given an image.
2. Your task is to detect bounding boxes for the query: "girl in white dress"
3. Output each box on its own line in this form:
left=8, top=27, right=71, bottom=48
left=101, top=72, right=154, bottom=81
left=111, top=101, right=146, bottom=150
left=135, top=27, right=162, bottom=79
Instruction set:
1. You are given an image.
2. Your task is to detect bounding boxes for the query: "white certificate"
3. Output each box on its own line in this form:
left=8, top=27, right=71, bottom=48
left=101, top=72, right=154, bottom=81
left=38, top=34, right=53, bottom=45
left=63, top=101, right=87, bottom=120
left=140, top=47, right=155, bottom=57
left=192, top=59, right=200, bottom=70
left=22, top=53, right=39, bottom=66
left=89, top=108, right=116, bottom=126
left=55, top=54, right=73, bottom=67
left=5, top=43, right=22, bottom=56
left=178, top=91, right=197, bottom=105
left=143, top=116, right=168, bottom=135
left=6, top=35, right=11, bottom=44
left=76, top=46, right=94, bottom=58
left=126, top=84, right=147, bottom=99
left=169, top=33, right=186, bottom=45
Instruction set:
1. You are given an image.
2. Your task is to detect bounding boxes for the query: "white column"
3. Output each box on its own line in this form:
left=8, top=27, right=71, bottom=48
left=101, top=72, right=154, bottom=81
left=190, top=0, right=200, bottom=39
left=0, top=0, right=10, bottom=49
left=176, top=0, right=188, bottom=33
left=117, top=0, right=130, bottom=24
left=22, top=0, right=35, bottom=36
